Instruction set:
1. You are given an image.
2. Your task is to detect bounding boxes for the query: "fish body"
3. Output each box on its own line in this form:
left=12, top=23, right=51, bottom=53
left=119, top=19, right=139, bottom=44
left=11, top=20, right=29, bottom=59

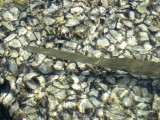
left=23, top=46, right=160, bottom=76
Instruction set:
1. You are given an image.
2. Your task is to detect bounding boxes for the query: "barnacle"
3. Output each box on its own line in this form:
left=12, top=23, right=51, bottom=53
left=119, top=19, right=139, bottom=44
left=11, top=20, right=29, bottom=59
left=23, top=46, right=160, bottom=76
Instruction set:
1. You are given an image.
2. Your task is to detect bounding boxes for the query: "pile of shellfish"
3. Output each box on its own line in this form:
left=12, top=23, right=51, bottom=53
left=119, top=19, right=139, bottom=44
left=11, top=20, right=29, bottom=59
left=0, top=0, right=160, bottom=119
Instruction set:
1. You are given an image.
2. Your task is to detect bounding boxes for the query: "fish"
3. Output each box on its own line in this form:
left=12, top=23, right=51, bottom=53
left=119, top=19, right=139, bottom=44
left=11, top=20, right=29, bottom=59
left=23, top=46, right=160, bottom=76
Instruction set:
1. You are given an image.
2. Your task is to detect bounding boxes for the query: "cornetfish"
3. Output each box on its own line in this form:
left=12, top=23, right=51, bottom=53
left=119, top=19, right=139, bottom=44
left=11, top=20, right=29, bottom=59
left=23, top=46, right=160, bottom=76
